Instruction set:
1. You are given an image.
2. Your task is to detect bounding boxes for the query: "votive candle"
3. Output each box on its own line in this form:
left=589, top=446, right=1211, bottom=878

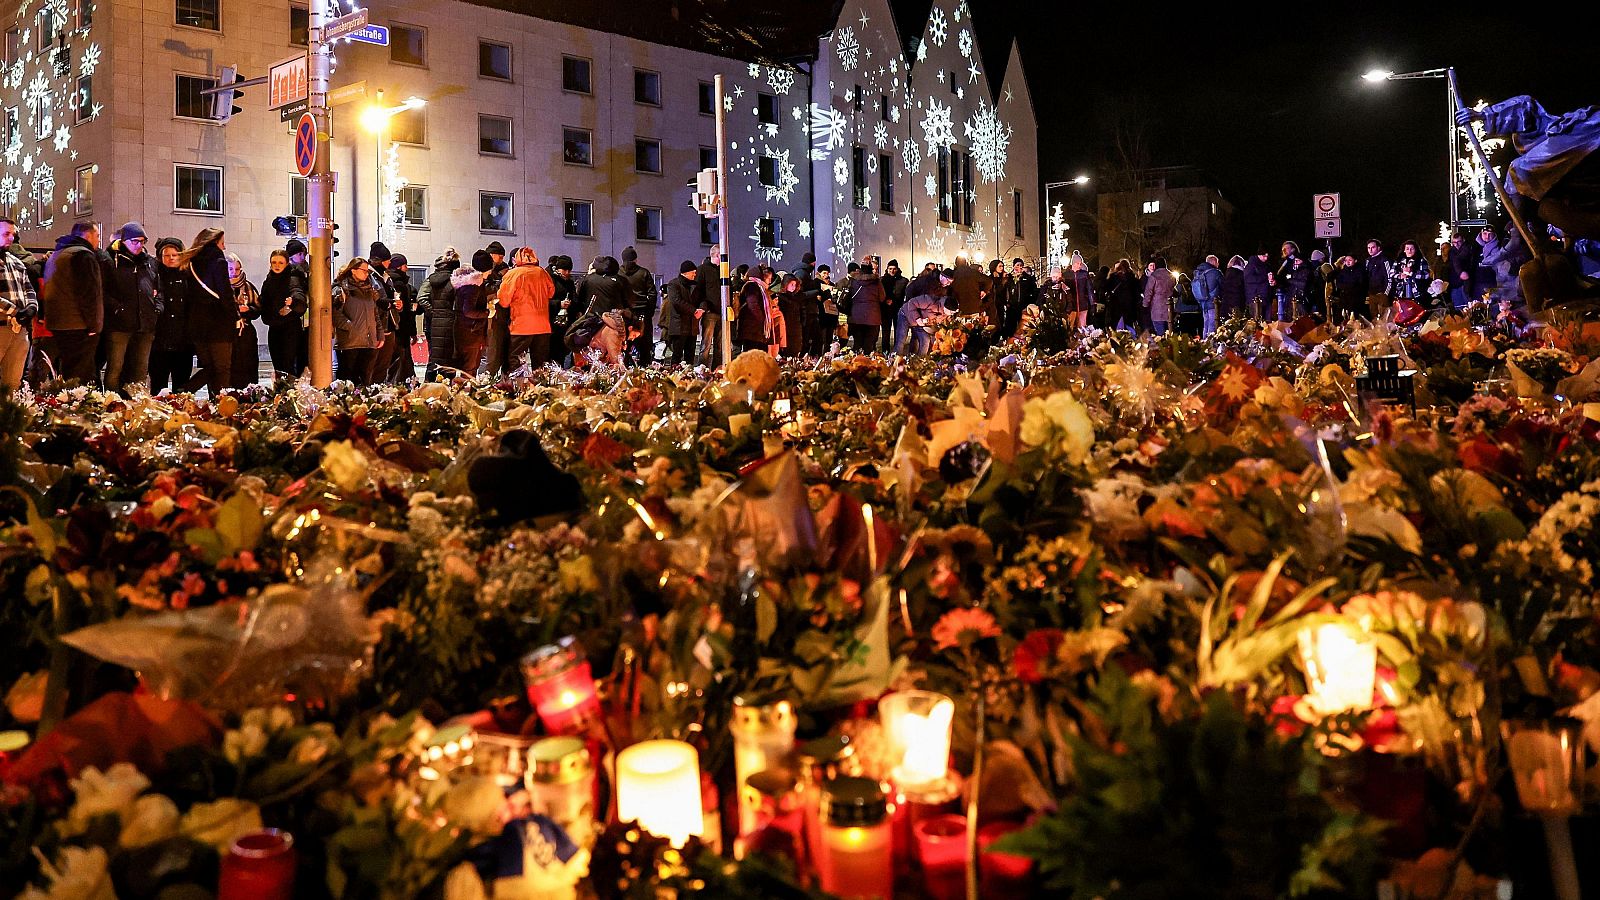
left=879, top=690, right=955, bottom=794
left=818, top=777, right=893, bottom=900
left=218, top=829, right=296, bottom=900
left=1298, top=623, right=1377, bottom=715
left=914, top=813, right=967, bottom=900
left=521, top=638, right=601, bottom=735
left=616, top=740, right=703, bottom=847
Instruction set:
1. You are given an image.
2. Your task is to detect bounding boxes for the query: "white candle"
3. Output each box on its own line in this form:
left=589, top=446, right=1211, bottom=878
left=1298, top=624, right=1376, bottom=715
left=879, top=691, right=955, bottom=794
left=616, top=740, right=703, bottom=847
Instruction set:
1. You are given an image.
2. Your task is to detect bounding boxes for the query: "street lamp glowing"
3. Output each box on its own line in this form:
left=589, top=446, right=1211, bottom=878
left=359, top=105, right=387, bottom=133
left=1362, top=68, right=1395, bottom=83
left=1071, top=174, right=1090, bottom=185
left=403, top=96, right=425, bottom=109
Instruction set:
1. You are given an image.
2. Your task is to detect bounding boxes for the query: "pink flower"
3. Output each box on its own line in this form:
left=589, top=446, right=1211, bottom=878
left=932, top=607, right=1000, bottom=651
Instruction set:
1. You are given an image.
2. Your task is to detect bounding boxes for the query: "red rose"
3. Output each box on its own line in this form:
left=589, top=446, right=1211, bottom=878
left=1014, top=629, right=1064, bottom=684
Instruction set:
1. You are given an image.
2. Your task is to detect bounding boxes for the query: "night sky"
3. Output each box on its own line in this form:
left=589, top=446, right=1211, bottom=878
left=901, top=1, right=1600, bottom=261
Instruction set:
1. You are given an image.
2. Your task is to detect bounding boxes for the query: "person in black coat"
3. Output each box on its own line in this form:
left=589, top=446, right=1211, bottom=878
left=177, top=228, right=237, bottom=395
left=1242, top=249, right=1274, bottom=320
left=1331, top=255, right=1369, bottom=322
left=259, top=249, right=308, bottom=378
left=102, top=222, right=161, bottom=395
left=579, top=256, right=633, bottom=317
left=40, top=223, right=105, bottom=385
left=694, top=252, right=722, bottom=366
left=662, top=260, right=699, bottom=365
left=879, top=259, right=908, bottom=352
left=384, top=254, right=417, bottom=382
left=150, top=237, right=192, bottom=393
left=1218, top=256, right=1247, bottom=321
left=547, top=255, right=575, bottom=360
left=1362, top=239, right=1391, bottom=318
left=417, top=248, right=459, bottom=381
left=1103, top=259, right=1141, bottom=331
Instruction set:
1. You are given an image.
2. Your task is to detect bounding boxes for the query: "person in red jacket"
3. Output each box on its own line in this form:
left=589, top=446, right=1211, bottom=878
left=495, top=247, right=557, bottom=370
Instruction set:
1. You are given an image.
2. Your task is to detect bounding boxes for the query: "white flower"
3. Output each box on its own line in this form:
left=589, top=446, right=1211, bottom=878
left=181, top=798, right=263, bottom=851
left=63, top=763, right=149, bottom=837
left=320, top=439, right=369, bottom=493
left=119, top=794, right=181, bottom=848
left=1020, top=391, right=1095, bottom=465
left=224, top=723, right=269, bottom=763
left=19, top=846, right=114, bottom=900
left=290, top=733, right=331, bottom=766
left=242, top=705, right=296, bottom=735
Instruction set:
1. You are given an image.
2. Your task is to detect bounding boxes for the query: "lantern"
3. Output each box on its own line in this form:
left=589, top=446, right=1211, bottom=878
left=521, top=638, right=601, bottom=735
left=616, top=740, right=704, bottom=847
left=879, top=690, right=956, bottom=795
left=1297, top=623, right=1377, bottom=716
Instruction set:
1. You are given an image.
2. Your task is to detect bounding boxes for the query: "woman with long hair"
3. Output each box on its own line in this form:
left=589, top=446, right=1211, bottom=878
left=734, top=265, right=776, bottom=354
left=149, top=237, right=192, bottom=393
left=178, top=227, right=236, bottom=394
left=332, top=257, right=382, bottom=383
left=225, top=251, right=261, bottom=389
left=259, top=249, right=308, bottom=378
left=1388, top=240, right=1432, bottom=303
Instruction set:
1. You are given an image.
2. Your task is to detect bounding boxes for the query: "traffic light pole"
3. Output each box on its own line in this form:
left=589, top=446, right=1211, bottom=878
left=306, top=3, right=335, bottom=387
left=714, top=74, right=732, bottom=367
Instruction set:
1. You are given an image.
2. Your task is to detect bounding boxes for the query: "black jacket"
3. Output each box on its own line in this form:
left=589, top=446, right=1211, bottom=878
left=663, top=274, right=698, bottom=337
left=41, top=234, right=105, bottom=332
left=417, top=258, right=458, bottom=364
left=154, top=254, right=190, bottom=352
left=1242, top=256, right=1273, bottom=303
left=1219, top=266, right=1247, bottom=316
left=620, top=262, right=657, bottom=321
left=183, top=243, right=238, bottom=343
left=104, top=240, right=162, bottom=333
left=389, top=269, right=417, bottom=339
left=580, top=272, right=633, bottom=316
left=259, top=268, right=309, bottom=330
left=1363, top=254, right=1390, bottom=296
left=694, top=259, right=721, bottom=312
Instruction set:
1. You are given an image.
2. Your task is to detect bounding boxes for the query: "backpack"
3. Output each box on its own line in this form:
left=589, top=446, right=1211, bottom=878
left=563, top=311, right=605, bottom=352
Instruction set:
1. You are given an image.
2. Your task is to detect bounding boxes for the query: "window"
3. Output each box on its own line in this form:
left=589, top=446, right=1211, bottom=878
left=480, top=191, right=513, bottom=233
left=756, top=217, right=781, bottom=251
left=562, top=56, right=591, bottom=94
left=563, top=199, right=593, bottom=238
left=479, top=41, right=511, bottom=81
left=290, top=175, right=308, bottom=218
left=74, top=165, right=92, bottom=216
left=478, top=114, right=512, bottom=156
left=634, top=138, right=661, bottom=174
left=937, top=147, right=974, bottom=227
left=880, top=94, right=889, bottom=122
left=389, top=24, right=426, bottom=67
left=851, top=145, right=867, bottom=210
left=699, top=146, right=716, bottom=171
left=634, top=69, right=661, bottom=106
left=879, top=154, right=893, bottom=213
left=949, top=73, right=958, bottom=95
left=399, top=185, right=427, bottom=227
left=32, top=93, right=51, bottom=138
left=3, top=108, right=17, bottom=150
left=758, top=155, right=778, bottom=188
left=74, top=75, right=92, bottom=124
left=1013, top=189, right=1024, bottom=238
left=4, top=29, right=21, bottom=65
left=635, top=206, right=662, bottom=242
left=700, top=217, right=716, bottom=246
left=853, top=85, right=863, bottom=113
left=389, top=106, right=425, bottom=146
left=174, top=74, right=219, bottom=121
left=73, top=0, right=92, bottom=29
left=757, top=93, right=778, bottom=126
left=174, top=163, right=223, bottom=214
left=289, top=6, right=308, bottom=45
left=562, top=127, right=592, bottom=166
left=36, top=8, right=58, bottom=50
left=1141, top=199, right=1161, bottom=215
left=175, top=0, right=218, bottom=30
left=698, top=81, right=714, bottom=116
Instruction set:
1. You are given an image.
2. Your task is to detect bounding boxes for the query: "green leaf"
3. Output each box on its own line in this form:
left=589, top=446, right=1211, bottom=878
left=215, top=491, right=265, bottom=555
left=184, top=527, right=226, bottom=565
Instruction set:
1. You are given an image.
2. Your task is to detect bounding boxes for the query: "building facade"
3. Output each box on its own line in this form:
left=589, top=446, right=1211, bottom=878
left=1, top=0, right=1037, bottom=289
left=1094, top=166, right=1233, bottom=272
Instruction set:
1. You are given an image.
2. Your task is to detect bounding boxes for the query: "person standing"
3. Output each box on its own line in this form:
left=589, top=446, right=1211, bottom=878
left=225, top=252, right=261, bottom=389
left=384, top=254, right=417, bottom=382
left=284, top=238, right=311, bottom=374
left=619, top=246, right=657, bottom=365
left=496, top=246, right=556, bottom=371
left=662, top=261, right=699, bottom=364
left=332, top=257, right=381, bottom=384
left=149, top=237, right=192, bottom=393
left=1142, top=256, right=1174, bottom=335
left=1102, top=259, right=1139, bottom=331
left=1362, top=239, right=1392, bottom=319
left=1242, top=248, right=1273, bottom=320
left=695, top=250, right=723, bottom=366
left=880, top=259, right=908, bottom=352
left=0, top=227, right=37, bottom=392
left=813, top=265, right=839, bottom=354
left=41, top=222, right=105, bottom=385
left=1218, top=255, right=1247, bottom=322
left=417, top=247, right=459, bottom=381
left=452, top=250, right=494, bottom=375
left=259, top=250, right=307, bottom=378
left=732, top=264, right=775, bottom=354
left=1445, top=230, right=1482, bottom=309
left=1190, top=254, right=1222, bottom=335
left=774, top=273, right=804, bottom=356
left=1039, top=265, right=1069, bottom=316
left=1273, top=241, right=1311, bottom=320
left=547, top=255, right=576, bottom=358
left=1067, top=252, right=1095, bottom=330
left=1388, top=240, right=1431, bottom=306
left=364, top=243, right=399, bottom=384
left=845, top=259, right=888, bottom=352
left=178, top=228, right=236, bottom=395
left=1332, top=255, right=1368, bottom=321
left=102, top=222, right=161, bottom=395
left=481, top=241, right=512, bottom=377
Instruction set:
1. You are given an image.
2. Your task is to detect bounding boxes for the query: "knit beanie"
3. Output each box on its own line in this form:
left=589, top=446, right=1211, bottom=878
left=472, top=249, right=494, bottom=272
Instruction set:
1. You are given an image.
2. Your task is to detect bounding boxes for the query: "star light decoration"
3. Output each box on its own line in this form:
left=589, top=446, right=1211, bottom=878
left=832, top=215, right=857, bottom=262
left=749, top=216, right=787, bottom=263
left=761, top=144, right=798, bottom=205
left=929, top=6, right=948, bottom=45
left=767, top=67, right=795, bottom=96
left=51, top=124, right=68, bottom=152
left=924, top=173, right=938, bottom=198
left=958, top=29, right=973, bottom=59
left=964, top=100, right=1012, bottom=182
left=874, top=121, right=888, bottom=149
left=833, top=156, right=848, bottom=186
left=835, top=25, right=860, bottom=71
left=79, top=42, right=99, bottom=76
left=967, top=61, right=981, bottom=84
left=916, top=39, right=927, bottom=62
left=902, top=138, right=922, bottom=175
left=922, top=97, right=956, bottom=155
left=809, top=102, right=848, bottom=159
left=797, top=219, right=811, bottom=239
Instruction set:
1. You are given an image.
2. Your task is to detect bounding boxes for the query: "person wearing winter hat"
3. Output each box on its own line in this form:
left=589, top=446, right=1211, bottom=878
left=662, top=259, right=699, bottom=364
left=383, top=253, right=418, bottom=382
left=285, top=238, right=308, bottom=262
left=417, top=247, right=461, bottom=381
left=368, top=241, right=392, bottom=264
left=482, top=242, right=515, bottom=377
left=452, top=252, right=494, bottom=374
left=880, top=258, right=907, bottom=352
left=101, top=222, right=161, bottom=395
left=618, top=245, right=656, bottom=364
left=496, top=246, right=556, bottom=370
left=149, top=237, right=193, bottom=393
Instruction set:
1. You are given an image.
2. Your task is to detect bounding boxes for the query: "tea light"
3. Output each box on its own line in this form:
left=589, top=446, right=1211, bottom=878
left=521, top=638, right=601, bottom=735
left=818, top=777, right=893, bottom=900
left=417, top=724, right=476, bottom=782
left=879, top=690, right=956, bottom=795
left=1297, top=623, right=1377, bottom=715
left=616, top=740, right=703, bottom=847
left=218, top=829, right=296, bottom=900
left=729, top=695, right=797, bottom=835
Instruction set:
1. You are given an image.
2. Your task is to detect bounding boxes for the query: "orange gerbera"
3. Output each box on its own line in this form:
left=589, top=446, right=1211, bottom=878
left=932, top=607, right=1000, bottom=650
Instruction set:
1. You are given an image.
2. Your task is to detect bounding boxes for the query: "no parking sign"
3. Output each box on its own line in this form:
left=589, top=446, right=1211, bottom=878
left=294, top=113, right=317, bottom=177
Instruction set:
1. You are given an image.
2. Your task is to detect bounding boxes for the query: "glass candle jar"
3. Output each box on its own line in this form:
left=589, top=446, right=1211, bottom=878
left=878, top=690, right=955, bottom=796
left=796, top=734, right=860, bottom=880
left=818, top=776, right=894, bottom=900
left=417, top=723, right=476, bottom=782
left=913, top=813, right=967, bottom=900
left=1505, top=719, right=1584, bottom=815
left=1297, top=623, right=1376, bottom=716
left=218, top=829, right=296, bottom=900
left=521, top=638, right=602, bottom=736
left=736, top=767, right=804, bottom=864
left=616, top=739, right=703, bottom=847
left=730, top=695, right=797, bottom=835
left=528, top=736, right=596, bottom=848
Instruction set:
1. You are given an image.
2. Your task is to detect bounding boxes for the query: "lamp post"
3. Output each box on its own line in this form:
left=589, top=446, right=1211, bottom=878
left=1043, top=175, right=1090, bottom=268
left=1362, top=67, right=1469, bottom=228
left=359, top=94, right=425, bottom=249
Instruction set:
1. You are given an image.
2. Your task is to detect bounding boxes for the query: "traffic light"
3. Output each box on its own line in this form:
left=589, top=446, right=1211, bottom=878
left=271, top=215, right=297, bottom=237
left=331, top=222, right=340, bottom=258
left=212, top=65, right=243, bottom=122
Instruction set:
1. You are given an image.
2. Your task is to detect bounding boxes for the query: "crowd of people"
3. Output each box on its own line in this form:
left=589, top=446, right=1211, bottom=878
left=0, top=217, right=1573, bottom=395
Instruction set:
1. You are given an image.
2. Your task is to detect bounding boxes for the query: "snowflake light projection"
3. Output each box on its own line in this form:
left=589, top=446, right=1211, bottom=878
left=955, top=0, right=968, bottom=22
left=2, top=146, right=15, bottom=167
left=833, top=156, right=848, bottom=186
left=832, top=216, right=857, bottom=262
left=902, top=139, right=922, bottom=176
left=809, top=102, right=849, bottom=160
left=891, top=105, right=901, bottom=123
left=767, top=67, right=795, bottom=96
left=924, top=173, right=937, bottom=197
left=761, top=144, right=798, bottom=205
left=958, top=29, right=972, bottom=59
left=747, top=63, right=762, bottom=78
left=874, top=121, right=888, bottom=149
left=929, top=6, right=948, bottom=45
left=967, top=61, right=980, bottom=84
left=1047, top=202, right=1069, bottom=270
left=0, top=175, right=18, bottom=208
left=916, top=39, right=927, bottom=62
left=964, top=100, right=1012, bottom=182
left=79, top=42, right=99, bottom=76
left=749, top=216, right=787, bottom=263
left=31, top=164, right=53, bottom=227
left=835, top=26, right=860, bottom=70
left=922, top=97, right=955, bottom=155
left=797, top=219, right=812, bottom=239
left=51, top=125, right=68, bottom=152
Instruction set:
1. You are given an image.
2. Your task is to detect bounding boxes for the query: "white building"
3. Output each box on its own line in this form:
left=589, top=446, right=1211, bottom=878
left=1, top=0, right=1038, bottom=286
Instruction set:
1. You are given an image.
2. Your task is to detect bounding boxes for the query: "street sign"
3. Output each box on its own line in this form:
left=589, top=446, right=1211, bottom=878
left=268, top=53, right=308, bottom=110
left=347, top=24, right=389, bottom=46
left=1314, top=216, right=1342, bottom=239
left=324, top=7, right=370, bottom=41
left=294, top=113, right=317, bottom=177
left=1313, top=192, right=1341, bottom=220
left=327, top=81, right=367, bottom=106
left=279, top=99, right=308, bottom=122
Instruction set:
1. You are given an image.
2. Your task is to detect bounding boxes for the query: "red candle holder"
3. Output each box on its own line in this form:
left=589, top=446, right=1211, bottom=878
left=977, top=821, right=1035, bottom=897
left=218, top=829, right=296, bottom=900
left=521, top=637, right=601, bottom=735
left=914, top=813, right=968, bottom=900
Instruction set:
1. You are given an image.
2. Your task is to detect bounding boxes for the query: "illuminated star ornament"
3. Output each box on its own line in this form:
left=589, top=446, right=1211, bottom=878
left=796, top=219, right=811, bottom=239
